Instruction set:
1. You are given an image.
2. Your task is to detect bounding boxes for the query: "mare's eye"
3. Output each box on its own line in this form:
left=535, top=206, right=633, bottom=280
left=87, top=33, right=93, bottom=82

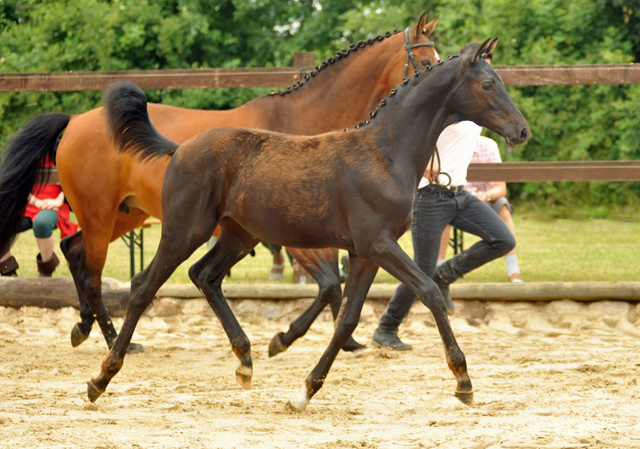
left=481, top=81, right=493, bottom=91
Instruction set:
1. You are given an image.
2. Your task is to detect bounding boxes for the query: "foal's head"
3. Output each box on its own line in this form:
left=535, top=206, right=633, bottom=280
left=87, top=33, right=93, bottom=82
left=447, top=38, right=529, bottom=147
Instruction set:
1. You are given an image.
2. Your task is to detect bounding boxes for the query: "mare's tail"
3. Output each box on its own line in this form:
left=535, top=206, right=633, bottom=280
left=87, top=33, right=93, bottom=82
left=103, top=81, right=179, bottom=161
left=0, top=113, right=71, bottom=256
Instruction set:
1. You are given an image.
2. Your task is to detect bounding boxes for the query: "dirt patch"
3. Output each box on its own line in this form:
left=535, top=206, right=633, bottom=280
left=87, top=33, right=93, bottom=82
left=1, top=298, right=640, bottom=448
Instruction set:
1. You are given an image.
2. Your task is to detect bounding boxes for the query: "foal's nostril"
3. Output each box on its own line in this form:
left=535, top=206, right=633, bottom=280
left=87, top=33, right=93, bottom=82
left=520, top=127, right=529, bottom=141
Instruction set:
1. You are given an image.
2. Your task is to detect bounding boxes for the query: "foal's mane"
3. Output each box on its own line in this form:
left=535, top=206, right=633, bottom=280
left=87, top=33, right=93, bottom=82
left=269, top=30, right=404, bottom=98
left=344, top=54, right=461, bottom=131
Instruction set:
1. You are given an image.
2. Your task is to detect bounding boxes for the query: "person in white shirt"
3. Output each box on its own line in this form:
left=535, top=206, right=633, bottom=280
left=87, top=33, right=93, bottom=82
left=372, top=44, right=516, bottom=351
left=438, top=135, right=523, bottom=282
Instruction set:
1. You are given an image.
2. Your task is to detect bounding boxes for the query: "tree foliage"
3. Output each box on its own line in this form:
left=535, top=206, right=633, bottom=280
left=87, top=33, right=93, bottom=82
left=1, top=0, right=639, bottom=208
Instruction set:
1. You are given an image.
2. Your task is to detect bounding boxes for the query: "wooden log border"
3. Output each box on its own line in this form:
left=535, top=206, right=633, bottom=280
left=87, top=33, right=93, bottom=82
left=1, top=278, right=639, bottom=315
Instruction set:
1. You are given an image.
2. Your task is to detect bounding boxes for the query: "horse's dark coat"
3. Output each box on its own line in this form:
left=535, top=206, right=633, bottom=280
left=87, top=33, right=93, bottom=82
left=87, top=39, right=529, bottom=408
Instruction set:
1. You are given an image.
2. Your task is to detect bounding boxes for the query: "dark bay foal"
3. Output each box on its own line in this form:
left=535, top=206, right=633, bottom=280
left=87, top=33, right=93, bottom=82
left=87, top=38, right=529, bottom=409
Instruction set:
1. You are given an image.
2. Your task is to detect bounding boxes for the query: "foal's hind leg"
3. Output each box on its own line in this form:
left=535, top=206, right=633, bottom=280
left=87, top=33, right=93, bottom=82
left=288, top=255, right=379, bottom=411
left=269, top=248, right=367, bottom=358
left=360, top=238, right=473, bottom=406
left=189, top=222, right=259, bottom=390
left=88, top=221, right=210, bottom=402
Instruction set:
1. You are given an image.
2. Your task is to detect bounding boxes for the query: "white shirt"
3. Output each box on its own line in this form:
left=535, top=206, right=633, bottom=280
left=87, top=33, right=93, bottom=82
left=418, top=121, right=482, bottom=189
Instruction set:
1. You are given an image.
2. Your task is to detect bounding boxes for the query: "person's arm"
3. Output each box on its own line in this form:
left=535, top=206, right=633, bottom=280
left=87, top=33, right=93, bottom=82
left=474, top=181, right=507, bottom=202
left=28, top=193, right=44, bottom=209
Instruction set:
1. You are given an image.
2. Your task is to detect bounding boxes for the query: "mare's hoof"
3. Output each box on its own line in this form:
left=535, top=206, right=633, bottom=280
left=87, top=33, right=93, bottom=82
left=268, top=332, right=288, bottom=358
left=236, top=366, right=252, bottom=390
left=127, top=343, right=145, bottom=354
left=70, top=323, right=90, bottom=348
left=87, top=380, right=104, bottom=403
left=455, top=390, right=474, bottom=406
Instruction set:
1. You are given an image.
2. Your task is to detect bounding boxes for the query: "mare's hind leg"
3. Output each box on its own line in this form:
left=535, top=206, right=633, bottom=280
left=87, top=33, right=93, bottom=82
left=189, top=221, right=259, bottom=390
left=269, top=248, right=367, bottom=358
left=61, top=210, right=147, bottom=353
left=60, top=231, right=100, bottom=347
left=88, top=217, right=212, bottom=402
left=288, top=254, right=379, bottom=411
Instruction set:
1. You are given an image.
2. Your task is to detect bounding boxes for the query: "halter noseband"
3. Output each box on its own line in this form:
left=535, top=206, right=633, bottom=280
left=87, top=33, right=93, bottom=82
left=404, top=27, right=435, bottom=78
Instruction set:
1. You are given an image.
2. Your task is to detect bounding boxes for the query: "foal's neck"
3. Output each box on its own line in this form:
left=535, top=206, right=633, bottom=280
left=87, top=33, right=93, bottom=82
left=367, top=63, right=460, bottom=191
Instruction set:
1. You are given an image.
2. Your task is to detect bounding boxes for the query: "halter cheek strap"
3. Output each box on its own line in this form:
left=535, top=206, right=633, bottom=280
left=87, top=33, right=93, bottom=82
left=404, top=27, right=435, bottom=78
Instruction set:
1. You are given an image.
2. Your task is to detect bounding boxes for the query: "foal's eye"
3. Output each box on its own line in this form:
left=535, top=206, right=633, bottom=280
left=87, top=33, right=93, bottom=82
left=481, top=81, right=493, bottom=91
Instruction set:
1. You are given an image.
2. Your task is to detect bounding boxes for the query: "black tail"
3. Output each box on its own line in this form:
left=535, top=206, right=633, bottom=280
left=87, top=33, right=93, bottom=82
left=103, top=81, right=179, bottom=161
left=0, top=113, right=71, bottom=256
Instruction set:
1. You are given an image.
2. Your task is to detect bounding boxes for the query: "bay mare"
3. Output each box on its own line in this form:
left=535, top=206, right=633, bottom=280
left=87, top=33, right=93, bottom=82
left=87, top=39, right=529, bottom=409
left=0, top=15, right=439, bottom=355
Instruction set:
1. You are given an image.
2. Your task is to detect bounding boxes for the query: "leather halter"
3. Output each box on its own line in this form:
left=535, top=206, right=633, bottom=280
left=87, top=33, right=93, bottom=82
left=404, top=27, right=435, bottom=78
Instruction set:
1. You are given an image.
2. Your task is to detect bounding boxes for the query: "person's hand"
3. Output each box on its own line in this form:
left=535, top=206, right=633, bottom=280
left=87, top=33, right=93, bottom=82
left=473, top=191, right=491, bottom=202
left=38, top=198, right=63, bottom=210
left=424, top=157, right=440, bottom=182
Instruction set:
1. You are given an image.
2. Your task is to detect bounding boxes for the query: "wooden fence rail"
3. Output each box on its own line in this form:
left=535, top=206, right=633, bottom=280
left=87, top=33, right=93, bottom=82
left=1, top=62, right=639, bottom=92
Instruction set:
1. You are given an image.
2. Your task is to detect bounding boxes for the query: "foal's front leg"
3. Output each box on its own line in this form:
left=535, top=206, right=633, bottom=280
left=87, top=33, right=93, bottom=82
left=364, top=238, right=473, bottom=405
left=288, top=254, right=379, bottom=411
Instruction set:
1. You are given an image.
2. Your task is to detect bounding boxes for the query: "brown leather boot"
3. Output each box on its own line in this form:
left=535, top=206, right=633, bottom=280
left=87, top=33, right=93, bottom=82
left=37, top=252, right=59, bottom=277
left=0, top=256, right=19, bottom=276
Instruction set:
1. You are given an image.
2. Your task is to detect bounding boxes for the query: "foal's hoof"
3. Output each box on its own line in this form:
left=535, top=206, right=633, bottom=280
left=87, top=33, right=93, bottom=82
left=70, top=323, right=90, bottom=348
left=236, top=365, right=253, bottom=390
left=127, top=343, right=145, bottom=354
left=455, top=390, right=475, bottom=406
left=268, top=332, right=288, bottom=358
left=87, top=380, right=105, bottom=403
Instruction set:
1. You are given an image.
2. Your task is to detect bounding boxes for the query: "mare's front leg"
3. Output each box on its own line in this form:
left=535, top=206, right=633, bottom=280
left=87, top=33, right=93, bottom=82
left=288, top=255, right=379, bottom=411
left=188, top=222, right=259, bottom=390
left=269, top=248, right=367, bottom=358
left=364, top=237, right=473, bottom=405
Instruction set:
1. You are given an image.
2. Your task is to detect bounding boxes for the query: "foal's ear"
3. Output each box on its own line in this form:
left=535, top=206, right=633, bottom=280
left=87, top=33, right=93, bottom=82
left=472, top=38, right=493, bottom=64
left=486, top=37, right=499, bottom=57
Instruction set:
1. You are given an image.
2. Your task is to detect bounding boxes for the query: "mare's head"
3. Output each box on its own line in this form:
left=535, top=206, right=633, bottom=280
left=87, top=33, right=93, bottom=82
left=383, top=13, right=440, bottom=91
left=445, top=38, right=529, bottom=147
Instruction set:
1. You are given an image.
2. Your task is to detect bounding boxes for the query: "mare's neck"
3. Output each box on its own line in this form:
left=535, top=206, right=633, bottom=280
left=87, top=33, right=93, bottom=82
left=244, top=34, right=405, bottom=135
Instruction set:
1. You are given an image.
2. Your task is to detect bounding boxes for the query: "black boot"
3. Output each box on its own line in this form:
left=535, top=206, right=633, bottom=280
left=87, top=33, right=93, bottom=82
left=37, top=252, right=60, bottom=277
left=372, top=327, right=412, bottom=350
left=0, top=256, right=19, bottom=277
left=433, top=271, right=455, bottom=316
left=372, top=314, right=412, bottom=350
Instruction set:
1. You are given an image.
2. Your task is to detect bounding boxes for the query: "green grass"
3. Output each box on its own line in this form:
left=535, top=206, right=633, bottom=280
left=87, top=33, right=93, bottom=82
left=8, top=213, right=640, bottom=283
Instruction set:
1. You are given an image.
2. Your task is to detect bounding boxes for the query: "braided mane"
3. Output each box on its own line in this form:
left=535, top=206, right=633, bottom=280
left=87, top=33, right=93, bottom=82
left=345, top=55, right=460, bottom=131
left=269, top=30, right=404, bottom=98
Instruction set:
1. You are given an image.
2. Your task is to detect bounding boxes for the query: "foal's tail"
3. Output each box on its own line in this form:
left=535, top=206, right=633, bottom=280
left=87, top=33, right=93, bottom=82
left=103, top=81, right=179, bottom=161
left=0, top=112, right=71, bottom=256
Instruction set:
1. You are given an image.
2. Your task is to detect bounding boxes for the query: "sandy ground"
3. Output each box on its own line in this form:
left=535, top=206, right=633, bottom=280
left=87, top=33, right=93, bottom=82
left=1, top=296, right=640, bottom=449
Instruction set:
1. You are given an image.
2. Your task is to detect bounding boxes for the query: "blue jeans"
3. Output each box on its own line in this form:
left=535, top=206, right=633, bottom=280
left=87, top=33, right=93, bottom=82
left=379, top=185, right=516, bottom=331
